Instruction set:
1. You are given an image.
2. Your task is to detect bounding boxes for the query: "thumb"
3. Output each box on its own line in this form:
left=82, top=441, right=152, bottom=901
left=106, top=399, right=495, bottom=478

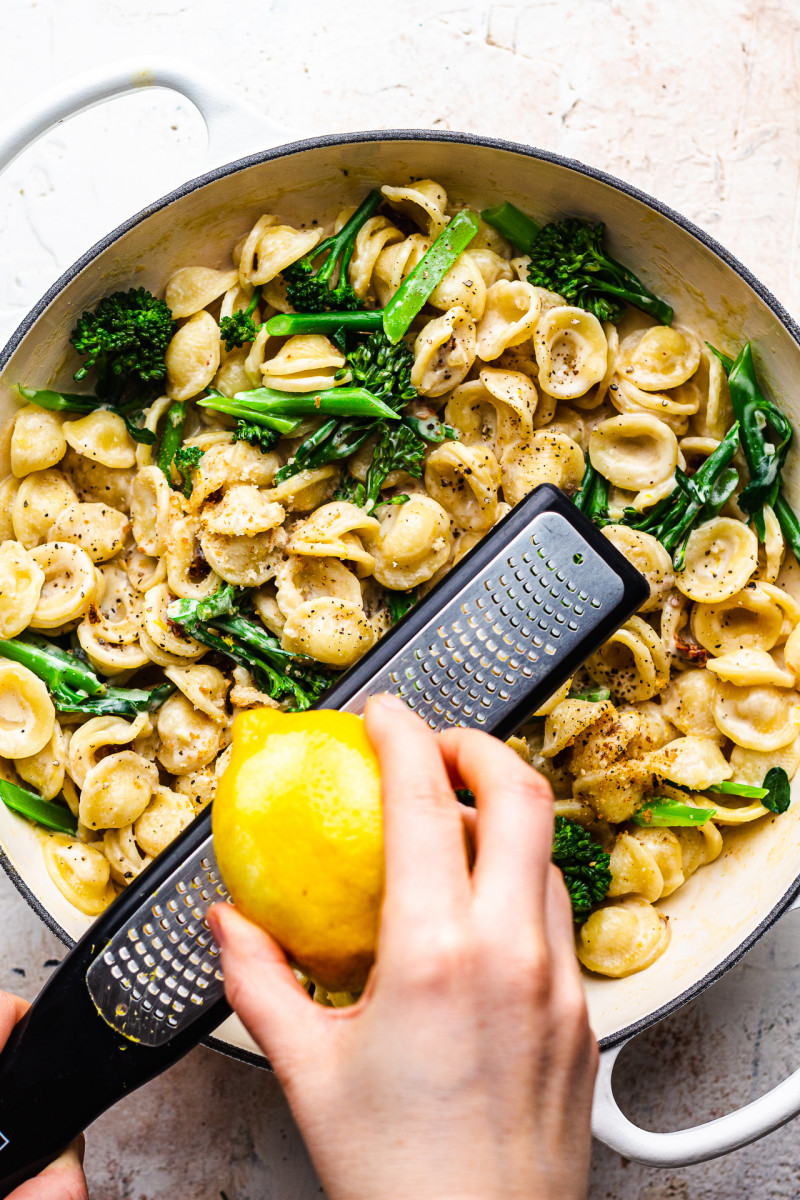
left=208, top=903, right=327, bottom=1073
left=10, top=1138, right=87, bottom=1200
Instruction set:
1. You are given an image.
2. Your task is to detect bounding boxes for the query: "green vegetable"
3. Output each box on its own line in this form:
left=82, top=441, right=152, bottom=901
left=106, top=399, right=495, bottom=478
left=265, top=310, right=384, bottom=337
left=568, top=686, right=611, bottom=702
left=273, top=332, right=417, bottom=485
left=362, top=420, right=427, bottom=511
left=455, top=787, right=475, bottom=807
left=382, top=208, right=481, bottom=342
left=70, top=287, right=176, bottom=401
left=762, top=767, right=791, bottom=815
left=480, top=201, right=541, bottom=252
left=54, top=681, right=175, bottom=717
left=707, top=770, right=791, bottom=815
left=632, top=799, right=716, bottom=827
left=0, top=634, right=104, bottom=704
left=173, top=445, right=205, bottom=497
left=573, top=459, right=609, bottom=524
left=520, top=216, right=672, bottom=325
left=283, top=190, right=382, bottom=312
left=198, top=392, right=301, bottom=435
left=167, top=587, right=334, bottom=711
left=200, top=384, right=400, bottom=423
left=707, top=780, right=768, bottom=799
left=264, top=207, right=481, bottom=343
left=157, top=401, right=187, bottom=481
left=0, top=633, right=172, bottom=715
left=16, top=386, right=156, bottom=447
left=219, top=287, right=262, bottom=350
left=231, top=422, right=280, bottom=454
left=552, top=816, right=612, bottom=919
left=347, top=329, right=416, bottom=404
left=709, top=342, right=793, bottom=540
left=384, top=586, right=419, bottom=624
left=0, top=780, right=77, bottom=835
left=618, top=421, right=740, bottom=568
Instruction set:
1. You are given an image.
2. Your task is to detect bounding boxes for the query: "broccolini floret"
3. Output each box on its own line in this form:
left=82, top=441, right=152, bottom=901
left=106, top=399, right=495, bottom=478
left=283, top=190, right=382, bottom=313
left=219, top=287, right=262, bottom=350
left=552, top=817, right=612, bottom=919
left=70, top=287, right=176, bottom=401
left=527, top=219, right=673, bottom=326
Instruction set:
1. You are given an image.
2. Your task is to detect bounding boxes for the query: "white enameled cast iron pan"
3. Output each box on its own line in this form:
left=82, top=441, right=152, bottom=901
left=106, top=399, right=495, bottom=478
left=1, top=58, right=800, bottom=1169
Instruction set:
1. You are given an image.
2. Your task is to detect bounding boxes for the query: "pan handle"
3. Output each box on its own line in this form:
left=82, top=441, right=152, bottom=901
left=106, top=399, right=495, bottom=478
left=0, top=55, right=289, bottom=178
left=591, top=895, right=800, bottom=1166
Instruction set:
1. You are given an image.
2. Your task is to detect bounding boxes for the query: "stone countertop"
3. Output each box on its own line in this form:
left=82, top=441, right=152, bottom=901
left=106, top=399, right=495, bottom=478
left=2, top=1, right=800, bottom=1196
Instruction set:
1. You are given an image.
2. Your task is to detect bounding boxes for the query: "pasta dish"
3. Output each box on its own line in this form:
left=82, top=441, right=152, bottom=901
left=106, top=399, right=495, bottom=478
left=1, top=177, right=798, bottom=986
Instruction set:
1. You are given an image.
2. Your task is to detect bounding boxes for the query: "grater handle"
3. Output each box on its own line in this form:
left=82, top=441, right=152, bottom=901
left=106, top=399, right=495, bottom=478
left=0, top=819, right=229, bottom=1196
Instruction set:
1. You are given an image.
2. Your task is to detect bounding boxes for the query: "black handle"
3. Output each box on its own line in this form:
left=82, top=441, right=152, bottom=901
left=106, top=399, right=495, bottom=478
left=0, top=810, right=229, bottom=1194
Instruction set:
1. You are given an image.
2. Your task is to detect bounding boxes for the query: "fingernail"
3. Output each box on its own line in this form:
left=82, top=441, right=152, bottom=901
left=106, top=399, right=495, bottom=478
left=374, top=693, right=409, bottom=712
left=207, top=903, right=228, bottom=948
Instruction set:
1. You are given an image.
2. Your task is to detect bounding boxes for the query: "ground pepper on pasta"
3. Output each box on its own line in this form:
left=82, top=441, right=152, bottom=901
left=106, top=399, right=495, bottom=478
left=1, top=178, right=799, bottom=988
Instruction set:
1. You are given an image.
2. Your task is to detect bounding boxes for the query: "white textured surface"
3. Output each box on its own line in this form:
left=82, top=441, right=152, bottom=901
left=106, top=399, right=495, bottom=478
left=1, top=1, right=800, bottom=1196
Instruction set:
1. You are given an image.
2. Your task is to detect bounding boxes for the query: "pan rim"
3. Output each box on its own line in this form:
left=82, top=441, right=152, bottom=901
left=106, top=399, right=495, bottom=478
left=3, top=125, right=800, bottom=1058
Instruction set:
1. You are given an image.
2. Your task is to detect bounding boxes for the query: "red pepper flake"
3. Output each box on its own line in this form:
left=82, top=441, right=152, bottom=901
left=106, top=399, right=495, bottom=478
left=314, top=395, right=321, bottom=409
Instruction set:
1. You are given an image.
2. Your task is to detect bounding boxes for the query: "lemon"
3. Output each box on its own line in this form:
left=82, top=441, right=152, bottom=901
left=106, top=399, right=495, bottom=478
left=213, top=708, right=384, bottom=992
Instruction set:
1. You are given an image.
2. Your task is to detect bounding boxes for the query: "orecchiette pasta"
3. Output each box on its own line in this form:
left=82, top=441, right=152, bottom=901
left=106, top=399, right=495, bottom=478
left=617, top=325, right=701, bottom=391
left=165, top=311, right=221, bottom=402
left=156, top=691, right=223, bottom=773
left=44, top=835, right=116, bottom=915
left=367, top=495, right=452, bottom=589
left=0, top=660, right=54, bottom=757
left=675, top=518, right=758, bottom=604
left=11, top=406, right=66, bottom=477
left=63, top=411, right=136, bottom=469
left=424, top=442, right=501, bottom=531
left=380, top=179, right=448, bottom=236
left=0, top=541, right=44, bottom=636
left=712, top=681, right=800, bottom=750
left=589, top=414, right=678, bottom=491
left=576, top=897, right=670, bottom=978
left=476, top=281, right=541, bottom=361
left=534, top=306, right=607, bottom=399
left=48, top=502, right=129, bottom=563
left=12, top=470, right=77, bottom=548
left=165, top=266, right=239, bottom=318
left=261, top=335, right=349, bottom=392
left=6, top=174, right=798, bottom=990
left=28, top=542, right=97, bottom=629
left=411, top=307, right=477, bottom=397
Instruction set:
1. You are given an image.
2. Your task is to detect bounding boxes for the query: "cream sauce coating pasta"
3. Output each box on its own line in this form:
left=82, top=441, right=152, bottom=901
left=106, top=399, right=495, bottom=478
left=5, top=175, right=797, bottom=991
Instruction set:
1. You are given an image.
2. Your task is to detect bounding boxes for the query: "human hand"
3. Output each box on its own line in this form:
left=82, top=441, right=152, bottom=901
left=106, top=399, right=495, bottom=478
left=209, top=695, right=597, bottom=1200
left=0, top=993, right=88, bottom=1200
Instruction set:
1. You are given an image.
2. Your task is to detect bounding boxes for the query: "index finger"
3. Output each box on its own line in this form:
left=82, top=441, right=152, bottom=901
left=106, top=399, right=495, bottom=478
left=439, top=728, right=554, bottom=926
left=364, top=695, right=471, bottom=927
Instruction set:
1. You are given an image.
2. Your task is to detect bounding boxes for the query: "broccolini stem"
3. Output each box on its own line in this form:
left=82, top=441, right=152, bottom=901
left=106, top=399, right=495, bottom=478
left=157, top=401, right=186, bottom=480
left=54, top=681, right=176, bottom=716
left=775, top=493, right=800, bottom=564
left=197, top=396, right=302, bottom=434
left=632, top=799, right=716, bottom=827
left=265, top=207, right=481, bottom=343
left=265, top=310, right=384, bottom=336
left=205, top=386, right=401, bottom=422
left=0, top=780, right=78, bottom=835
left=312, top=190, right=383, bottom=286
left=706, top=780, right=768, bottom=799
left=480, top=201, right=540, bottom=253
left=0, top=634, right=105, bottom=698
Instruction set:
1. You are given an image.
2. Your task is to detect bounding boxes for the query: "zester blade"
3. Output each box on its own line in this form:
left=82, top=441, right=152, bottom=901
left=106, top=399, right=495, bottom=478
left=86, top=483, right=648, bottom=1046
